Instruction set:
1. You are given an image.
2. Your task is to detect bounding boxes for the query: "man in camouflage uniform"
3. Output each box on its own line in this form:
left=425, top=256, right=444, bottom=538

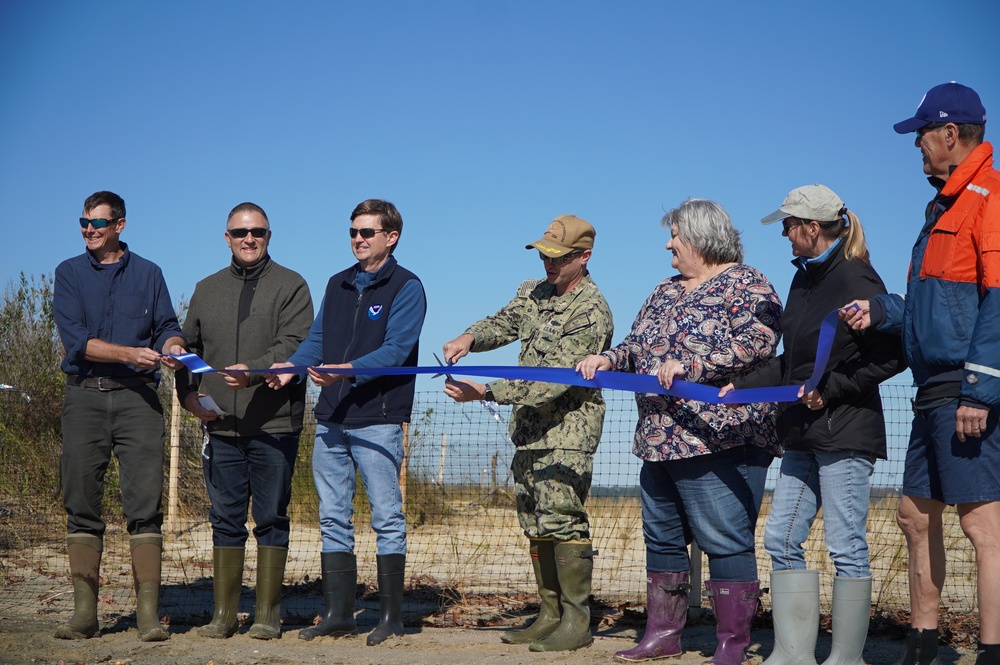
left=442, top=215, right=613, bottom=653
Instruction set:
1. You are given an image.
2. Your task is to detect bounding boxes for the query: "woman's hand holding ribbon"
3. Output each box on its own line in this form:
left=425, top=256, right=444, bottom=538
left=576, top=354, right=612, bottom=381
left=656, top=359, right=685, bottom=390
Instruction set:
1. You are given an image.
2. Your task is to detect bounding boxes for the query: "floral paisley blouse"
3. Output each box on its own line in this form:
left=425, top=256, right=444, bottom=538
left=602, top=264, right=783, bottom=462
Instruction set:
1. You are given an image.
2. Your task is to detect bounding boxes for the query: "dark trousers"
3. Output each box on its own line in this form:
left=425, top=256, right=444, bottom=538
left=203, top=433, right=299, bottom=548
left=60, top=383, right=165, bottom=536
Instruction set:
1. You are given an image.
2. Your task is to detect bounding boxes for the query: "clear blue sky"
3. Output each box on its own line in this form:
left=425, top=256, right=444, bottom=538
left=2, top=1, right=998, bottom=390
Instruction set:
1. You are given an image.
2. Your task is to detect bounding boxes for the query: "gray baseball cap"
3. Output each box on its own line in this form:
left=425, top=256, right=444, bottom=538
left=761, top=184, right=846, bottom=225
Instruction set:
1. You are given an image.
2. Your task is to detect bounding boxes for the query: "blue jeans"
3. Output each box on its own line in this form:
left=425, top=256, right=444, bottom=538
left=640, top=445, right=772, bottom=581
left=203, top=432, right=300, bottom=548
left=765, top=449, right=874, bottom=578
left=313, top=421, right=406, bottom=555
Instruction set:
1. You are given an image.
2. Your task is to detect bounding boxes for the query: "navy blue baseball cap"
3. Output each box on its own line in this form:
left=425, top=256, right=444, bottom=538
left=894, top=82, right=987, bottom=134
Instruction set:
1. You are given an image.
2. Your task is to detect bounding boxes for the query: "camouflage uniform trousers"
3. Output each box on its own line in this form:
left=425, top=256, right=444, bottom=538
left=512, top=447, right=594, bottom=542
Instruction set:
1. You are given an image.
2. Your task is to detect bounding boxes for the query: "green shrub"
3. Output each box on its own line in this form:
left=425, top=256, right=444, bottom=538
left=0, top=274, right=65, bottom=546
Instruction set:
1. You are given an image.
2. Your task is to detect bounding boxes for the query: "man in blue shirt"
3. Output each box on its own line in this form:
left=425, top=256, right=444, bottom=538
left=267, top=198, right=426, bottom=646
left=52, top=191, right=186, bottom=642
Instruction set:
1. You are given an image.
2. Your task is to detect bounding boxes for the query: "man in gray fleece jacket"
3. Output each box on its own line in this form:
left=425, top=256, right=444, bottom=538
left=176, top=202, right=313, bottom=640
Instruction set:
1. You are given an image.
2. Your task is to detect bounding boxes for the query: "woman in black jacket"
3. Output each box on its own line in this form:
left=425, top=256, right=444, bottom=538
left=726, top=184, right=905, bottom=665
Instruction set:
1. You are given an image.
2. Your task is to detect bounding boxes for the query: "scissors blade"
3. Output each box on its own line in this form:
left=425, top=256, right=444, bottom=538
left=432, top=352, right=455, bottom=380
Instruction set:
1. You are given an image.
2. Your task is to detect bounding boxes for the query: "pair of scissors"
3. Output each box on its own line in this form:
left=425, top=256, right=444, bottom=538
left=432, top=352, right=455, bottom=380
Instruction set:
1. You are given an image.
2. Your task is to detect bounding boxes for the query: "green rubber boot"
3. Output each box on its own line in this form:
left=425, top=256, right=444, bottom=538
left=502, top=538, right=562, bottom=644
left=130, top=534, right=170, bottom=642
left=198, top=547, right=245, bottom=638
left=529, top=540, right=595, bottom=652
left=762, top=570, right=819, bottom=665
left=54, top=534, right=102, bottom=640
left=248, top=546, right=288, bottom=640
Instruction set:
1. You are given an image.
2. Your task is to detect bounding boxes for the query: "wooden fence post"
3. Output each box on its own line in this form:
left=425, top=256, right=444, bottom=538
left=437, top=433, right=447, bottom=485
left=400, top=422, right=409, bottom=509
left=165, top=374, right=182, bottom=535
left=689, top=541, right=703, bottom=617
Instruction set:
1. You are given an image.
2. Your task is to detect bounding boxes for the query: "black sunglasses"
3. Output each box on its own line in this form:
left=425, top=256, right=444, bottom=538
left=917, top=122, right=949, bottom=137
left=539, top=250, right=582, bottom=265
left=781, top=218, right=806, bottom=235
left=227, top=227, right=268, bottom=239
left=350, top=227, right=388, bottom=239
left=79, top=217, right=118, bottom=229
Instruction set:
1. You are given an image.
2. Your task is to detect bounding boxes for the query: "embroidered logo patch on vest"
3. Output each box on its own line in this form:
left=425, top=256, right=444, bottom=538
left=368, top=304, right=383, bottom=320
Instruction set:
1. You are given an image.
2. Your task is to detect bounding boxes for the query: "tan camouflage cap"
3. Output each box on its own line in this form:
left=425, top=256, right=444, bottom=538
left=525, top=215, right=595, bottom=257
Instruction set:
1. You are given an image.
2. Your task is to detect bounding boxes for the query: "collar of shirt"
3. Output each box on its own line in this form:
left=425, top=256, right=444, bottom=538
left=793, top=237, right=842, bottom=273
left=86, top=240, right=131, bottom=269
left=354, top=255, right=396, bottom=293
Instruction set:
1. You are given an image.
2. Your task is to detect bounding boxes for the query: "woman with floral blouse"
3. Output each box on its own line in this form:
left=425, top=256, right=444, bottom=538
left=578, top=198, right=782, bottom=665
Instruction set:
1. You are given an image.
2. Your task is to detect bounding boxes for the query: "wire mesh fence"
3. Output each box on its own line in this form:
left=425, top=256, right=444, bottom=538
left=0, top=381, right=977, bottom=628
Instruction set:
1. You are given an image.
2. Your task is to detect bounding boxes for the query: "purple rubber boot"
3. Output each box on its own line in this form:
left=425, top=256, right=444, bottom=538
left=704, top=579, right=760, bottom=665
left=616, top=571, right=690, bottom=661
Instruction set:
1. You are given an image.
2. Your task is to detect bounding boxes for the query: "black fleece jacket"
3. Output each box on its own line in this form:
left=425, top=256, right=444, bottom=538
left=735, top=244, right=905, bottom=458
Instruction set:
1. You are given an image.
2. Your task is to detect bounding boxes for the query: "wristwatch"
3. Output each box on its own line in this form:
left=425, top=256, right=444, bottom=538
left=483, top=386, right=495, bottom=402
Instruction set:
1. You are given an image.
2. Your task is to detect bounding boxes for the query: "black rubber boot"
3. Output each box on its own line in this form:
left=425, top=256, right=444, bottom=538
left=367, top=554, right=406, bottom=646
left=975, top=643, right=1000, bottom=665
left=198, top=547, right=245, bottom=638
left=299, top=552, right=358, bottom=640
left=893, top=628, right=939, bottom=665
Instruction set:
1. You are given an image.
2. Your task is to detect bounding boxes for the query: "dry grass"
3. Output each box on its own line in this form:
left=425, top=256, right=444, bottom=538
left=3, top=489, right=981, bottom=623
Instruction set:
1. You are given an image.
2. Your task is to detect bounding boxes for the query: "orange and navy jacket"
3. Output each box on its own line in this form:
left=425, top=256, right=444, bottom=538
left=873, top=142, right=1000, bottom=408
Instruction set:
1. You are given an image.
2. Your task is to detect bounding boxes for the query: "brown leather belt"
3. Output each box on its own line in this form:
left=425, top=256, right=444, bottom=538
left=66, top=375, right=156, bottom=391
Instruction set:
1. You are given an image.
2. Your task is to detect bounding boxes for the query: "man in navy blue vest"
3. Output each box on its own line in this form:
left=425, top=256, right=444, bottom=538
left=267, top=199, right=426, bottom=646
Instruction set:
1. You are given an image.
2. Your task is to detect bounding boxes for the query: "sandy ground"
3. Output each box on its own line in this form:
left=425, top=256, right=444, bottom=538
left=0, top=502, right=982, bottom=665
left=0, top=614, right=980, bottom=665
left=3, top=496, right=976, bottom=623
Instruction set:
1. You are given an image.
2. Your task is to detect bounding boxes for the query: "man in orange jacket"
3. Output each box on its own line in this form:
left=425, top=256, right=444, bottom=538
left=843, top=82, right=1000, bottom=665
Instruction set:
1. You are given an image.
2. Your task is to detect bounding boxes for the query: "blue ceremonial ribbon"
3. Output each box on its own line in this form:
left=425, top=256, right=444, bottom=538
left=170, top=307, right=850, bottom=405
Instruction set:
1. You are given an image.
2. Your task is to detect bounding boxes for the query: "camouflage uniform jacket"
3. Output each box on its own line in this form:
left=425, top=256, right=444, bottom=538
left=465, top=274, right=613, bottom=453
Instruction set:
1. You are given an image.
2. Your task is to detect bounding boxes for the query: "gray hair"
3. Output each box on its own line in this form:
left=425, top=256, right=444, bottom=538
left=661, top=198, right=743, bottom=265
